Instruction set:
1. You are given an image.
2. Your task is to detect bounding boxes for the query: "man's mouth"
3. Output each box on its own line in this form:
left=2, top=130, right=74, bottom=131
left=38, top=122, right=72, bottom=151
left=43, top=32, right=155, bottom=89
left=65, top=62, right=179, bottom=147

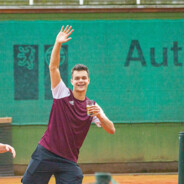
left=77, top=84, right=85, bottom=87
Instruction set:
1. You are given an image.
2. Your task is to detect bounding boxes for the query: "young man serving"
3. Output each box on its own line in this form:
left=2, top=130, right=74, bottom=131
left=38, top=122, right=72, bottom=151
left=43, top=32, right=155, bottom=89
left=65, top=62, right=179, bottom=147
left=22, top=25, right=115, bottom=184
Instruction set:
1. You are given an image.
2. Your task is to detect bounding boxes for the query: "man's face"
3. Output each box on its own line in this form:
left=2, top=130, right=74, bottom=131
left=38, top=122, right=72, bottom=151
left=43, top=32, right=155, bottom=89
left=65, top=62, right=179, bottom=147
left=71, top=70, right=90, bottom=92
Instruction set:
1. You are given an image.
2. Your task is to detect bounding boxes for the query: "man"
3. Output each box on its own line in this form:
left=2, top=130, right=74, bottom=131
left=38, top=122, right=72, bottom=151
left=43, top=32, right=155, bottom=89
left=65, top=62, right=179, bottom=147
left=22, top=25, right=115, bottom=184
left=0, top=143, right=16, bottom=158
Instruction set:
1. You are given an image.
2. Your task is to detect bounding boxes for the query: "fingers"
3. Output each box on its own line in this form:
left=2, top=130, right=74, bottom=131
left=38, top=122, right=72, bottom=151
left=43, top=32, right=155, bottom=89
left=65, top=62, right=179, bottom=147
left=10, top=146, right=16, bottom=158
left=64, top=25, right=69, bottom=32
left=11, top=148, right=16, bottom=158
left=67, top=29, right=74, bottom=37
left=61, top=25, right=74, bottom=35
left=66, top=37, right=72, bottom=42
left=88, top=105, right=100, bottom=111
left=6, top=145, right=16, bottom=158
left=88, top=106, right=100, bottom=116
left=5, top=145, right=10, bottom=152
left=65, top=26, right=72, bottom=34
left=60, top=25, right=64, bottom=32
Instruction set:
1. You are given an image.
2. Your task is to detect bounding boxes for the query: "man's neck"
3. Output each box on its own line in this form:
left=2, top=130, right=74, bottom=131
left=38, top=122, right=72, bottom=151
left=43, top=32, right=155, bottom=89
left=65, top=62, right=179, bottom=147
left=72, top=90, right=86, bottom=101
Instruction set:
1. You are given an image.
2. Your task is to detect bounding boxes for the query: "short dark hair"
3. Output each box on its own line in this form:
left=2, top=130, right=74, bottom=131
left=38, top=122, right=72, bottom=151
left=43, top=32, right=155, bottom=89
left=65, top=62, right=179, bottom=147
left=71, top=64, right=89, bottom=78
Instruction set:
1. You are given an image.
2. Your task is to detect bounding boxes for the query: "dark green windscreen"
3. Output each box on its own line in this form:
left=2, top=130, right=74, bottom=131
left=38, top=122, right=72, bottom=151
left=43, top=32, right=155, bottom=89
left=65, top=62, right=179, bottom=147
left=0, top=20, right=184, bottom=125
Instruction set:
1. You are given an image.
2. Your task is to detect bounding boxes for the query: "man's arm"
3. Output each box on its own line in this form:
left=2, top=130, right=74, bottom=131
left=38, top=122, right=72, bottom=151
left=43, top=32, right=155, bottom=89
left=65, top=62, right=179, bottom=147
left=49, top=25, right=74, bottom=89
left=89, top=105, right=115, bottom=134
left=0, top=143, right=16, bottom=158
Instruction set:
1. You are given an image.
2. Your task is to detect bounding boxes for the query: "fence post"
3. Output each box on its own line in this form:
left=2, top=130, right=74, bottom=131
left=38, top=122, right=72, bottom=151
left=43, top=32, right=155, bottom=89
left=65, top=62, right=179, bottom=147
left=136, top=0, right=140, bottom=5
left=79, top=0, right=84, bottom=5
left=179, top=132, right=184, bottom=184
left=29, top=0, right=34, bottom=5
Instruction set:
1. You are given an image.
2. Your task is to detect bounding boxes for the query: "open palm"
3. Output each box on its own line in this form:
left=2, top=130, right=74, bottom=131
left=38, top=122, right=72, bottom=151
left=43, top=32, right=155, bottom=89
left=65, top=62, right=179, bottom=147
left=56, top=25, right=74, bottom=44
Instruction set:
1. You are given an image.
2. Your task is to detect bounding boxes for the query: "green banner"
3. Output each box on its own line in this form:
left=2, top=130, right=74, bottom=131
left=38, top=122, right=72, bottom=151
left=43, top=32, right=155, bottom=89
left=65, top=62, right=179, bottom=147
left=0, top=20, right=184, bottom=125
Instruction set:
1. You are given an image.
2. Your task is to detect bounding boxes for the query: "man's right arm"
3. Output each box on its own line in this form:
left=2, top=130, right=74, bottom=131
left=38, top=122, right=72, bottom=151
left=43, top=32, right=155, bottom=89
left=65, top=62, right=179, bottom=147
left=49, top=25, right=74, bottom=89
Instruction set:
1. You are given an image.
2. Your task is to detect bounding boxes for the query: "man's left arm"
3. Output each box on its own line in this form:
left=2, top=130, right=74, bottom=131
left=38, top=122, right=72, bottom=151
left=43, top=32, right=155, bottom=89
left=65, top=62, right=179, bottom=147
left=89, top=105, right=115, bottom=134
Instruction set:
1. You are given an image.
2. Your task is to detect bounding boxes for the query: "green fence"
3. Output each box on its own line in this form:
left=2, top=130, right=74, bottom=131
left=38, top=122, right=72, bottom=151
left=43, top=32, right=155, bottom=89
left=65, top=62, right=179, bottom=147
left=0, top=20, right=184, bottom=125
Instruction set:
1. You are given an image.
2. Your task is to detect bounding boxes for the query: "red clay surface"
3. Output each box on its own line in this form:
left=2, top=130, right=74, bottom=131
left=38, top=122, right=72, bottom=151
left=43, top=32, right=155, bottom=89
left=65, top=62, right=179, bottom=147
left=0, top=174, right=178, bottom=184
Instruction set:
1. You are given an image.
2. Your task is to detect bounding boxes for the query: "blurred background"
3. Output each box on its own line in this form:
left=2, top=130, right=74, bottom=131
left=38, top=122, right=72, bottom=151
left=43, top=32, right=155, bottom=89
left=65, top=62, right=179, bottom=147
left=0, top=0, right=184, bottom=177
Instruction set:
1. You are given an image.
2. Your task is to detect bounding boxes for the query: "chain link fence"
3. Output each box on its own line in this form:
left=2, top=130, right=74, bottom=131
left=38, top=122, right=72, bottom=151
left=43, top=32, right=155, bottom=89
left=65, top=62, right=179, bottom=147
left=0, top=0, right=184, bottom=6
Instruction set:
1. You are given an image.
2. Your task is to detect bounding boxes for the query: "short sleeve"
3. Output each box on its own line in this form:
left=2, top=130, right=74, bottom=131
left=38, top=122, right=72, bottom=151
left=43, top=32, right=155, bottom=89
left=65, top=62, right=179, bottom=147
left=51, top=80, right=70, bottom=99
left=92, top=116, right=101, bottom=127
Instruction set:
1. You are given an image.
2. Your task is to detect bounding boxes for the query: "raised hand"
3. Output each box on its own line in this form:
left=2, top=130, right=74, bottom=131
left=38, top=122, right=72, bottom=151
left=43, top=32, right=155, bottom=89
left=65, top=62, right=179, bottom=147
left=56, top=25, right=74, bottom=44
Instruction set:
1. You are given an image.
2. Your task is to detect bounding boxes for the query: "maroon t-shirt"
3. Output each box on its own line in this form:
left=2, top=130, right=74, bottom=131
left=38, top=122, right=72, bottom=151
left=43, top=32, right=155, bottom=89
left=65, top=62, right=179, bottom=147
left=39, top=88, right=94, bottom=163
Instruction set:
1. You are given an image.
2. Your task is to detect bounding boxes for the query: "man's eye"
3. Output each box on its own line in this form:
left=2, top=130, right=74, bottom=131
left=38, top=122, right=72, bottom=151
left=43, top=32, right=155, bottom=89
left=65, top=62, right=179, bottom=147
left=75, top=77, right=80, bottom=80
left=82, top=77, right=87, bottom=80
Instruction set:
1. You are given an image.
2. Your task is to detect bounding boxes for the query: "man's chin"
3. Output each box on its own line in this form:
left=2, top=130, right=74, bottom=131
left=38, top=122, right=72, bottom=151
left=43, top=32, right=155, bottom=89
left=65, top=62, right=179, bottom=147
left=76, top=88, right=86, bottom=92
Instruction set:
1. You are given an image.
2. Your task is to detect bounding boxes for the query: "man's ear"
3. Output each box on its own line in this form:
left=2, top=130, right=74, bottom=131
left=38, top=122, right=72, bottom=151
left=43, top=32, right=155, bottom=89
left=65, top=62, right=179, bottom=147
left=71, top=78, right=73, bottom=86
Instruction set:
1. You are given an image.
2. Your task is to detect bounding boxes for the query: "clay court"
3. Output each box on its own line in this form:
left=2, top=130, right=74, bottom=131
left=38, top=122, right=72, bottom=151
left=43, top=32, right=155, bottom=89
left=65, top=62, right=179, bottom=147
left=0, top=174, right=178, bottom=184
